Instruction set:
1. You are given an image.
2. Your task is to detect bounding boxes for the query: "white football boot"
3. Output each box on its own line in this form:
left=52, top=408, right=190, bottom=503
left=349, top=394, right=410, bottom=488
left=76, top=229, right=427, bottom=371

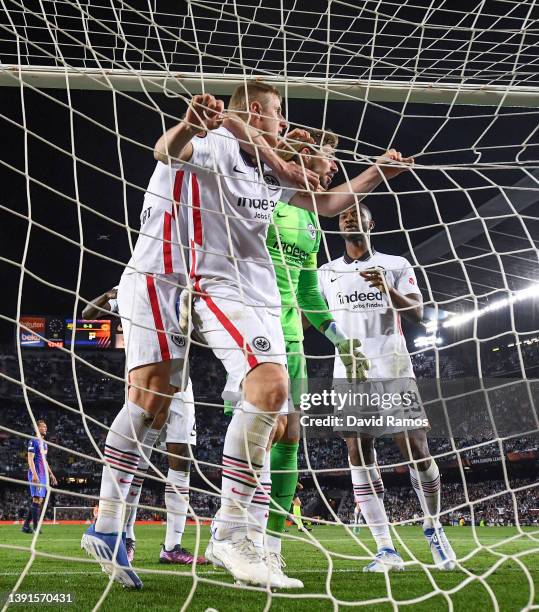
left=211, top=535, right=282, bottom=588
left=424, top=527, right=456, bottom=570
left=363, top=547, right=405, bottom=573
left=266, top=551, right=304, bottom=589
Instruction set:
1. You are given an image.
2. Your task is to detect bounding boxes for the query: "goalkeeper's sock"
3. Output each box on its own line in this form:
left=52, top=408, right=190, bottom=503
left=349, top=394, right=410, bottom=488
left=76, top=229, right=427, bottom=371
left=95, top=401, right=151, bottom=534
left=123, top=427, right=160, bottom=539
left=247, top=450, right=271, bottom=550
left=216, top=402, right=275, bottom=540
left=350, top=462, right=393, bottom=551
left=266, top=441, right=299, bottom=537
left=164, top=468, right=190, bottom=550
left=31, top=502, right=40, bottom=531
left=409, top=461, right=441, bottom=529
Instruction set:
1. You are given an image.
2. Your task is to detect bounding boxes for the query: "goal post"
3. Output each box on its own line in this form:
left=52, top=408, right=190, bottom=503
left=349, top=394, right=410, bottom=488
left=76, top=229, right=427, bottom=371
left=2, top=66, right=539, bottom=106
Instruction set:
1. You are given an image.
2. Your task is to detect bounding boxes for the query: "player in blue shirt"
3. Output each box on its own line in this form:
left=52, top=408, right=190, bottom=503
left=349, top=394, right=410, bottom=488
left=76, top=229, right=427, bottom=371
left=22, top=419, right=57, bottom=533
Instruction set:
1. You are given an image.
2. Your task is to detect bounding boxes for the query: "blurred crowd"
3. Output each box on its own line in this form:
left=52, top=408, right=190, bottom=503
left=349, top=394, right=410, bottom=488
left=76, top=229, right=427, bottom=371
left=0, top=343, right=537, bottom=526
left=1, top=340, right=537, bottom=405
left=1, top=475, right=536, bottom=527
left=1, top=400, right=536, bottom=483
left=338, top=477, right=537, bottom=527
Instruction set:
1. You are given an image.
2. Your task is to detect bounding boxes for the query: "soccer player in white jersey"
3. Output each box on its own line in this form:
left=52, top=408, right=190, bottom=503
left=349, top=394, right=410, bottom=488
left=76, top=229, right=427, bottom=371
left=153, top=82, right=412, bottom=587
left=81, top=125, right=193, bottom=588
left=318, top=204, right=456, bottom=572
left=82, top=288, right=206, bottom=566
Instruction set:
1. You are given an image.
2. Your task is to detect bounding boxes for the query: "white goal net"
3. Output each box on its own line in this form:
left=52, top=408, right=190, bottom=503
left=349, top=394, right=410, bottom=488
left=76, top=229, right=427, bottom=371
left=1, top=0, right=538, bottom=610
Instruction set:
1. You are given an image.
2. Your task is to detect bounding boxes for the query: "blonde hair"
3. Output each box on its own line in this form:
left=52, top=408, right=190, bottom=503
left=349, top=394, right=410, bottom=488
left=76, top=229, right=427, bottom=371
left=228, top=81, right=281, bottom=114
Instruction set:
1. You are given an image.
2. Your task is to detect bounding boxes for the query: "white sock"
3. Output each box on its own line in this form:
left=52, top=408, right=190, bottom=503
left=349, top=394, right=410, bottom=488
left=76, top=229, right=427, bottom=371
left=95, top=401, right=152, bottom=534
left=124, top=469, right=145, bottom=540
left=350, top=460, right=393, bottom=551
left=409, top=460, right=441, bottom=529
left=216, top=401, right=276, bottom=540
left=265, top=533, right=282, bottom=555
left=164, top=468, right=190, bottom=550
left=123, top=427, right=160, bottom=539
left=247, top=450, right=271, bottom=550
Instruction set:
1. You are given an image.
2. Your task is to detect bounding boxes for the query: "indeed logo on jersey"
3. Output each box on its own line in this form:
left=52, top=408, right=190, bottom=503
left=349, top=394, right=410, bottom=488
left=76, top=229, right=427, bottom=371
left=237, top=197, right=278, bottom=221
left=273, top=241, right=309, bottom=262
left=337, top=289, right=384, bottom=309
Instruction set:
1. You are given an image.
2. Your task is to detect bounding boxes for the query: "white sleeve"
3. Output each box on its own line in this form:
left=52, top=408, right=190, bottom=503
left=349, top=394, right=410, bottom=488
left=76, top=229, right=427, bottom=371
left=187, top=129, right=229, bottom=171
left=188, top=132, right=213, bottom=169
left=395, top=258, right=422, bottom=297
left=279, top=186, right=298, bottom=204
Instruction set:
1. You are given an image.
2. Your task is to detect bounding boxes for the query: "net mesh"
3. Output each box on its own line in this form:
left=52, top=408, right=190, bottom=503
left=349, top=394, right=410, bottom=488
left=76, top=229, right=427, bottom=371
left=1, top=0, right=538, bottom=609
left=2, top=0, right=539, bottom=86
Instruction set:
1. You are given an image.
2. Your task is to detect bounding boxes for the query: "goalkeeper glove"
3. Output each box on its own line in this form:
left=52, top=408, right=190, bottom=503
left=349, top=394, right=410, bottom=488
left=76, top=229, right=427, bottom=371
left=324, top=321, right=369, bottom=382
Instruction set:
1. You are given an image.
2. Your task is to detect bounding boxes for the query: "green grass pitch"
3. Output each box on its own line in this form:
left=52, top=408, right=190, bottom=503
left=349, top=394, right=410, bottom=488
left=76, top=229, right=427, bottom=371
left=0, top=524, right=537, bottom=611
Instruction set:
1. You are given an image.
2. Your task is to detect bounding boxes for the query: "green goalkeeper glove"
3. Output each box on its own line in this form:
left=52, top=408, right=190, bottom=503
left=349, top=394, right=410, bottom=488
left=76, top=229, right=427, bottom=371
left=324, top=321, right=369, bottom=382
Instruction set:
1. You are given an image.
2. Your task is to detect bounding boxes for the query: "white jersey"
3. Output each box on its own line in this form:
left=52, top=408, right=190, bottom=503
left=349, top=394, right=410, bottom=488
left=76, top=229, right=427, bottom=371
left=181, top=126, right=296, bottom=309
left=126, top=160, right=189, bottom=276
left=318, top=250, right=421, bottom=379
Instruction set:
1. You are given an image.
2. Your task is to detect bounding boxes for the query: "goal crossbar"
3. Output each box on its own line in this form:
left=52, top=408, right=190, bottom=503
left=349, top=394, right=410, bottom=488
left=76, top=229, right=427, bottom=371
left=2, top=67, right=539, bottom=107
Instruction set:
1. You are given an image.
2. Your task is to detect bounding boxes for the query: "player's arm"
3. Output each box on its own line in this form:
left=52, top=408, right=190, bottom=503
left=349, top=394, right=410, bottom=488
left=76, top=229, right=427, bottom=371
left=82, top=288, right=118, bottom=320
left=298, top=259, right=369, bottom=381
left=154, top=94, right=225, bottom=164
left=225, top=120, right=320, bottom=191
left=360, top=269, right=423, bottom=323
left=388, top=291, right=423, bottom=324
left=27, top=451, right=38, bottom=483
left=289, top=150, right=414, bottom=217
left=46, top=461, right=58, bottom=486
left=296, top=256, right=333, bottom=333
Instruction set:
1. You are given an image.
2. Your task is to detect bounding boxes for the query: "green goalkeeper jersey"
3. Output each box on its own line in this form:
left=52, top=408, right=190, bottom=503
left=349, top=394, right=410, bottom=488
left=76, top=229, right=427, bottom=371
left=266, top=201, right=333, bottom=341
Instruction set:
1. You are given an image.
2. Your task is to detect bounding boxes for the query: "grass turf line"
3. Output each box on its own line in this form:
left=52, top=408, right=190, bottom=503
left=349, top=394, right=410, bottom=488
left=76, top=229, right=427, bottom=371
left=0, top=525, right=537, bottom=611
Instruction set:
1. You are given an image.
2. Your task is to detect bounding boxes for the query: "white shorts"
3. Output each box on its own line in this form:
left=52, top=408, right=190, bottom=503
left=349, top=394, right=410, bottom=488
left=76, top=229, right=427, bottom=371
left=192, top=289, right=287, bottom=404
left=118, top=271, right=188, bottom=387
left=165, top=382, right=196, bottom=445
left=332, top=378, right=429, bottom=437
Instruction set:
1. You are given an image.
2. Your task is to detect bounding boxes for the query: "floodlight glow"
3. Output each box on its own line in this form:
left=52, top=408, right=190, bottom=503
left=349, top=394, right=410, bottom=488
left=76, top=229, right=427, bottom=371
left=414, top=335, right=443, bottom=348
left=442, top=284, right=539, bottom=330
left=424, top=320, right=438, bottom=334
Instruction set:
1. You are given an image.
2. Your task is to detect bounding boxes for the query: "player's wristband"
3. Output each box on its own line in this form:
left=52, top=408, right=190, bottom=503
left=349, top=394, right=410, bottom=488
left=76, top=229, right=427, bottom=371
left=323, top=321, right=347, bottom=346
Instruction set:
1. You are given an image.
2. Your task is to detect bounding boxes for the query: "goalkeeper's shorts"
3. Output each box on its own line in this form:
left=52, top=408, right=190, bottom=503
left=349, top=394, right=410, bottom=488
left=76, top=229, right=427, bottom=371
left=332, top=377, right=429, bottom=437
left=192, top=290, right=287, bottom=406
left=118, top=271, right=187, bottom=388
